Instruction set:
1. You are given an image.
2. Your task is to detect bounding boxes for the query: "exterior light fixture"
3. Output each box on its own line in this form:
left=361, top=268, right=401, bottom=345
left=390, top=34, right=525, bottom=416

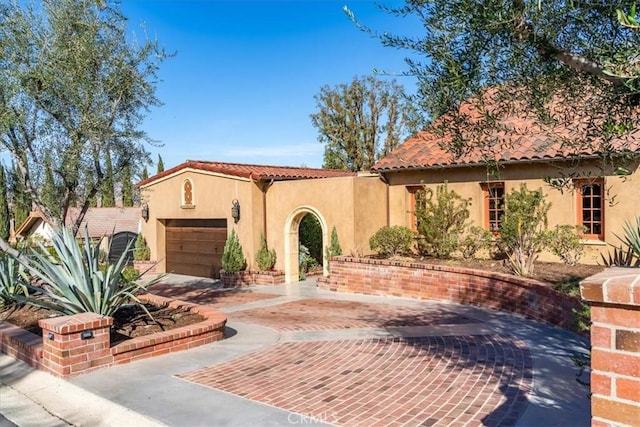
left=141, top=204, right=149, bottom=222
left=81, top=330, right=94, bottom=340
left=231, top=199, right=240, bottom=224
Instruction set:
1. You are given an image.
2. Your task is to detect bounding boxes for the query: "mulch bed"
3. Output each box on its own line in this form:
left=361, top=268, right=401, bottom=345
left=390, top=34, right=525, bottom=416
left=0, top=302, right=205, bottom=345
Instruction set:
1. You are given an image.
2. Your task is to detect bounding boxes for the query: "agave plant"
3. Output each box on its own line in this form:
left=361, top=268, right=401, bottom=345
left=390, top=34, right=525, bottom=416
left=13, top=226, right=160, bottom=316
left=617, top=216, right=640, bottom=259
left=0, top=254, right=29, bottom=306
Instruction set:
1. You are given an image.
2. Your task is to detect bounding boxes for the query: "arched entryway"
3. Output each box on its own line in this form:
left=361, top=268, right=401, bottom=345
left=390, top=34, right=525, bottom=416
left=283, top=206, right=328, bottom=283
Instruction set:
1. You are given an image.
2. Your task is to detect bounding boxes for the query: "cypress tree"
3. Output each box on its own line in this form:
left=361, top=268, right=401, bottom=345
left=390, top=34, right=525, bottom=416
left=10, top=161, right=31, bottom=228
left=0, top=166, right=10, bottom=241
left=101, top=152, right=115, bottom=207
left=141, top=167, right=149, bottom=181
left=157, top=154, right=165, bottom=174
left=121, top=163, right=133, bottom=207
left=41, top=153, right=61, bottom=216
left=85, top=172, right=98, bottom=207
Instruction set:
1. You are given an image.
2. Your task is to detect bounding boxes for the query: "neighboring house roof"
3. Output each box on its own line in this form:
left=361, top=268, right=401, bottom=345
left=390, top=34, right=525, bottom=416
left=15, top=207, right=141, bottom=241
left=66, top=207, right=140, bottom=238
left=373, top=92, right=640, bottom=172
left=137, top=160, right=356, bottom=187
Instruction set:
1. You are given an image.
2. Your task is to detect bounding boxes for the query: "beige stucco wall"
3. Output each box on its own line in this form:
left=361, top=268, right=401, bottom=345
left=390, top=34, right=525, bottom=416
left=140, top=169, right=387, bottom=280
left=384, top=160, right=640, bottom=264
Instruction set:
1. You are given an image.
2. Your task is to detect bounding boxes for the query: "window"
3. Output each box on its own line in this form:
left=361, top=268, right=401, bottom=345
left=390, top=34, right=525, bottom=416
left=482, top=182, right=505, bottom=233
left=576, top=178, right=604, bottom=240
left=407, top=186, right=427, bottom=232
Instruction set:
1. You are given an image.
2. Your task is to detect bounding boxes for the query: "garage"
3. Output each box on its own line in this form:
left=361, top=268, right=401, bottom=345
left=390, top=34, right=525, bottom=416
left=165, top=219, right=227, bottom=278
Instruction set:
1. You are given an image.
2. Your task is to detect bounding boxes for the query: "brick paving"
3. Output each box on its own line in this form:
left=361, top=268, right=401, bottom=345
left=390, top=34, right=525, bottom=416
left=228, top=298, right=480, bottom=331
left=179, top=334, right=532, bottom=426
left=149, top=283, right=278, bottom=307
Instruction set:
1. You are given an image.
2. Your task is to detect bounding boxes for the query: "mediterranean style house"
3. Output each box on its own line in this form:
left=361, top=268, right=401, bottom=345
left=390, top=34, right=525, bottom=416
left=139, top=104, right=640, bottom=282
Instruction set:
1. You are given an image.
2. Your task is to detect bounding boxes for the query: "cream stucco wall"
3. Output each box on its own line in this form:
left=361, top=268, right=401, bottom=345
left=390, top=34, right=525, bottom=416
left=140, top=169, right=387, bottom=281
left=383, top=160, right=640, bottom=264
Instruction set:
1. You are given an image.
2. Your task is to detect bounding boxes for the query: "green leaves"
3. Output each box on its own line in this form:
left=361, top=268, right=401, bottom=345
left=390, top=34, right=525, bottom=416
left=221, top=229, right=247, bottom=273
left=13, top=225, right=159, bottom=316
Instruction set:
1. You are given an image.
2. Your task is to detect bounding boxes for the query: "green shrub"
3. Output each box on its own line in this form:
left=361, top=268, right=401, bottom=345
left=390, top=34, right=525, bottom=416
left=12, top=226, right=159, bottom=316
left=121, top=265, right=141, bottom=283
left=498, top=184, right=551, bottom=277
left=459, top=226, right=494, bottom=259
left=324, top=226, right=342, bottom=273
left=369, top=226, right=414, bottom=257
left=221, top=229, right=247, bottom=272
left=0, top=255, right=28, bottom=307
left=415, top=183, right=470, bottom=258
left=299, top=244, right=319, bottom=280
left=548, top=225, right=584, bottom=266
left=255, top=234, right=277, bottom=271
left=617, top=216, right=640, bottom=258
left=133, top=234, right=151, bottom=261
left=299, top=214, right=322, bottom=264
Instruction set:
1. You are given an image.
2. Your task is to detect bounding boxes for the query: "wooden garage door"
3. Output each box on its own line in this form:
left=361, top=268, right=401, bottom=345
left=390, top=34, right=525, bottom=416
left=165, top=219, right=227, bottom=278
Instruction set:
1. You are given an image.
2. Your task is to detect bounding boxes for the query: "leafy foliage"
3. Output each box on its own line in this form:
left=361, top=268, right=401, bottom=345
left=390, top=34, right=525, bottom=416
left=498, top=185, right=551, bottom=276
left=133, top=234, right=151, bottom=262
left=548, top=225, right=585, bottom=266
left=157, top=154, right=165, bottom=174
left=324, top=226, right=342, bottom=273
left=12, top=226, right=157, bottom=316
left=0, top=255, right=28, bottom=306
left=299, top=214, right=322, bottom=264
left=600, top=246, right=640, bottom=267
left=459, top=226, right=494, bottom=260
left=346, top=1, right=640, bottom=176
left=255, top=234, right=277, bottom=271
left=415, top=184, right=470, bottom=258
left=311, top=75, right=422, bottom=171
left=617, top=216, right=640, bottom=258
left=121, top=163, right=134, bottom=207
left=0, top=0, right=167, bottom=230
left=298, top=244, right=319, bottom=280
left=0, top=166, right=9, bottom=241
left=221, top=230, right=247, bottom=272
left=369, top=226, right=414, bottom=257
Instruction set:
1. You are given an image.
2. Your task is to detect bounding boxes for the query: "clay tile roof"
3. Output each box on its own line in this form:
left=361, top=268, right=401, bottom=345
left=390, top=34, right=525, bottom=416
left=137, top=160, right=356, bottom=187
left=373, top=93, right=640, bottom=172
left=65, top=207, right=140, bottom=238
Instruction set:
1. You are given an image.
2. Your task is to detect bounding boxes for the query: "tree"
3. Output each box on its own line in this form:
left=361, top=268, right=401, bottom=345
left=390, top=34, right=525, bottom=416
left=9, top=161, right=31, bottom=229
left=157, top=154, right=165, bottom=174
left=221, top=230, right=247, bottom=272
left=346, top=2, right=640, bottom=172
left=141, top=168, right=149, bottom=181
left=311, top=75, right=422, bottom=171
left=0, top=166, right=10, bottom=241
left=101, top=151, right=115, bottom=207
left=0, top=0, right=166, bottom=249
left=41, top=153, right=62, bottom=217
left=121, top=163, right=134, bottom=207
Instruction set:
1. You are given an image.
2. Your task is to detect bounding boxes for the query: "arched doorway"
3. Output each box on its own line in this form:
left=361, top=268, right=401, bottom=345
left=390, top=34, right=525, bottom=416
left=283, top=206, right=328, bottom=283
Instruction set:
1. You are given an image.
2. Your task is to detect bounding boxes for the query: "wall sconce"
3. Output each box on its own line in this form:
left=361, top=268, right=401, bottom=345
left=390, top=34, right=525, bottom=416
left=231, top=199, right=240, bottom=224
left=81, top=330, right=94, bottom=340
left=141, top=204, right=149, bottom=222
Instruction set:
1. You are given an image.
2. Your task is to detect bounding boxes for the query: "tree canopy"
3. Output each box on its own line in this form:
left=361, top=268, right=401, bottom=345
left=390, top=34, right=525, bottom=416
left=346, top=1, right=640, bottom=169
left=311, top=75, right=422, bottom=171
left=0, top=0, right=166, bottom=235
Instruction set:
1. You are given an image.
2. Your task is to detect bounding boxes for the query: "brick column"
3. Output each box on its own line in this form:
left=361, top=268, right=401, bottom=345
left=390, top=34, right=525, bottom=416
left=580, top=268, right=640, bottom=427
left=39, top=312, right=113, bottom=377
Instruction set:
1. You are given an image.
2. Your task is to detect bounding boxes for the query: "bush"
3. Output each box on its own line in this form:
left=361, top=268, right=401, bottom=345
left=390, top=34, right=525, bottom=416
left=369, top=226, right=414, bottom=257
left=299, top=244, right=319, bottom=280
left=415, top=183, right=470, bottom=258
left=121, top=265, right=141, bottom=283
left=548, top=225, right=584, bottom=266
left=299, top=214, right=322, bottom=264
left=221, top=229, right=247, bottom=272
left=498, top=184, right=551, bottom=277
left=133, top=234, right=151, bottom=261
left=0, top=255, right=28, bottom=307
left=11, top=226, right=159, bottom=316
left=459, top=226, right=494, bottom=259
left=325, top=226, right=342, bottom=273
left=255, top=234, right=277, bottom=271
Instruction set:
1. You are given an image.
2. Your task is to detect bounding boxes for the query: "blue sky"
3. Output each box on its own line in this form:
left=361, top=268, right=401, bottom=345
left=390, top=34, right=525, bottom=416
left=120, top=1, right=421, bottom=170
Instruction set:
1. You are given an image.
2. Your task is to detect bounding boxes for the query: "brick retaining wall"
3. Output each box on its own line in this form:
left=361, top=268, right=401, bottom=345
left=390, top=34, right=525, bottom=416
left=318, top=257, right=581, bottom=330
left=581, top=268, right=640, bottom=426
left=0, top=294, right=227, bottom=377
left=220, top=270, right=285, bottom=287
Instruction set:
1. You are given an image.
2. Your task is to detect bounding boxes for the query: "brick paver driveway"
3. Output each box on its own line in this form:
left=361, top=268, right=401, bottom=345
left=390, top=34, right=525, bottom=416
left=171, top=288, right=535, bottom=426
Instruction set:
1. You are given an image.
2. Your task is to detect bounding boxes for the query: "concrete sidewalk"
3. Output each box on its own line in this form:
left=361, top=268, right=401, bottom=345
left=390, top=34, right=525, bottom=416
left=1, top=278, right=591, bottom=426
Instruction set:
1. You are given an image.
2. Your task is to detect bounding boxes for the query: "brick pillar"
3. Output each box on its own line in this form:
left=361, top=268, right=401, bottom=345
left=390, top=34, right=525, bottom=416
left=39, top=312, right=113, bottom=377
left=580, top=268, right=640, bottom=427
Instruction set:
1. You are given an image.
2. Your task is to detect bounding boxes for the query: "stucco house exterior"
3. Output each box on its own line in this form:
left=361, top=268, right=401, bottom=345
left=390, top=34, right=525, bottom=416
left=137, top=161, right=385, bottom=282
left=139, top=104, right=639, bottom=282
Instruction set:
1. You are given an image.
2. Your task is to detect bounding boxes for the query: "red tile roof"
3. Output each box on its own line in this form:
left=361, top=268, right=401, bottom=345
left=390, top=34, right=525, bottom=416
left=65, top=207, right=140, bottom=238
left=373, top=94, right=640, bottom=172
left=137, top=160, right=356, bottom=187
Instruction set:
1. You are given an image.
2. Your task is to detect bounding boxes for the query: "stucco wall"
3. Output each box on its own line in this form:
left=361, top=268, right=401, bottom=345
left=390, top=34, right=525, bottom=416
left=384, top=160, right=640, bottom=264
